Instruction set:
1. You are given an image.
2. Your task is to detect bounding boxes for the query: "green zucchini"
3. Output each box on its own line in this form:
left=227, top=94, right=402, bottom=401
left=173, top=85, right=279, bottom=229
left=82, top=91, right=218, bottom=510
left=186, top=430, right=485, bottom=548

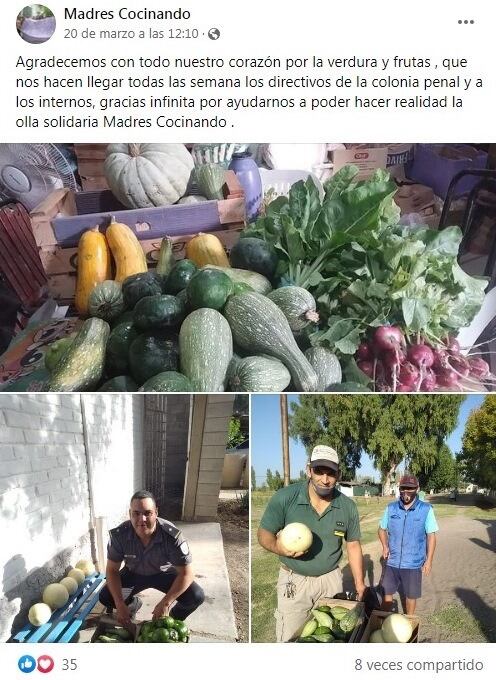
left=313, top=633, right=334, bottom=643
left=223, top=292, right=318, bottom=392
left=339, top=605, right=360, bottom=633
left=156, top=236, right=175, bottom=277
left=139, top=371, right=193, bottom=392
left=44, top=335, right=75, bottom=373
left=228, top=355, right=291, bottom=392
left=179, top=308, right=233, bottom=391
left=300, top=619, right=318, bottom=638
left=330, top=606, right=349, bottom=621
left=49, top=318, right=110, bottom=391
left=268, top=286, right=319, bottom=332
left=202, top=265, right=272, bottom=295
left=312, top=610, right=334, bottom=628
left=133, top=294, right=185, bottom=331
left=304, top=347, right=342, bottom=390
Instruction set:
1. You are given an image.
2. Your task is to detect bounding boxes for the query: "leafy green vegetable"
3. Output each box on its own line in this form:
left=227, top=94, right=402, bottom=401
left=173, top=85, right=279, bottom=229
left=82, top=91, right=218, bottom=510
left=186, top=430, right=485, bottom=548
left=244, top=167, right=487, bottom=355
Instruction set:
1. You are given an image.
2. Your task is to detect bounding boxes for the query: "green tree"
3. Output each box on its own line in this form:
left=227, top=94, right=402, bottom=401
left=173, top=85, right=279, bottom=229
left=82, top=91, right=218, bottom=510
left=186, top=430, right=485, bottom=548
left=266, top=468, right=284, bottom=491
left=289, top=395, right=463, bottom=494
left=460, top=396, right=496, bottom=490
left=227, top=417, right=245, bottom=449
left=417, top=444, right=456, bottom=492
left=251, top=465, right=256, bottom=491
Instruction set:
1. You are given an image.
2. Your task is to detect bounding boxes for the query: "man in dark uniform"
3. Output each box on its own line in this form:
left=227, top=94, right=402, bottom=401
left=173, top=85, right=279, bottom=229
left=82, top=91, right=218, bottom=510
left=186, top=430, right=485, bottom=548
left=99, top=490, right=205, bottom=626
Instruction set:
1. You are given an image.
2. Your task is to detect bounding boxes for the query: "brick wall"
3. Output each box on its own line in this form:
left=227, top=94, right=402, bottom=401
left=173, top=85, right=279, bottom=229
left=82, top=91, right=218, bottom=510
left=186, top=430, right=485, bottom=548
left=0, top=394, right=144, bottom=642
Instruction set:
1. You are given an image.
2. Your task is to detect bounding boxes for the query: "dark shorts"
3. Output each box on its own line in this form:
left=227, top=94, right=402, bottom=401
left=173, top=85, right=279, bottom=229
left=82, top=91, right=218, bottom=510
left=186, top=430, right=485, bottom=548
left=382, top=565, right=422, bottom=599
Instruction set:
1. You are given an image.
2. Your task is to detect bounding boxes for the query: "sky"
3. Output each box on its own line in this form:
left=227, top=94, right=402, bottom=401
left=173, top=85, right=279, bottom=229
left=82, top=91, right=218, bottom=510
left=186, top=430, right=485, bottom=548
left=250, top=394, right=486, bottom=488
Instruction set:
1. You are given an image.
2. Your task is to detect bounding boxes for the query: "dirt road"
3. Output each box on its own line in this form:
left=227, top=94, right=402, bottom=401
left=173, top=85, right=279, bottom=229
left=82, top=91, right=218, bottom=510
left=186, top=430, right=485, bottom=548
left=345, top=496, right=496, bottom=642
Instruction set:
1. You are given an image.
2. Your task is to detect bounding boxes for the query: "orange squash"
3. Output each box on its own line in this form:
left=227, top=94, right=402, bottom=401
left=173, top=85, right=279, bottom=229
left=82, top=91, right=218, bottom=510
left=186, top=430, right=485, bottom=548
left=75, top=227, right=112, bottom=316
left=185, top=232, right=230, bottom=268
left=105, top=218, right=147, bottom=282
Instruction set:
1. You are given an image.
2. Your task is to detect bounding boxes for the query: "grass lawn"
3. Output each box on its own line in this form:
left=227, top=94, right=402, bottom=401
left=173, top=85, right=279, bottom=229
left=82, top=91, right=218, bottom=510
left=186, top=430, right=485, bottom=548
left=250, top=489, right=495, bottom=642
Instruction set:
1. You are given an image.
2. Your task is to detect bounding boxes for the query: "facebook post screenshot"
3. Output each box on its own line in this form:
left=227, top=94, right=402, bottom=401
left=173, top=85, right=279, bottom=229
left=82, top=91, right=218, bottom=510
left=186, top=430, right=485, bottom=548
left=0, top=0, right=495, bottom=678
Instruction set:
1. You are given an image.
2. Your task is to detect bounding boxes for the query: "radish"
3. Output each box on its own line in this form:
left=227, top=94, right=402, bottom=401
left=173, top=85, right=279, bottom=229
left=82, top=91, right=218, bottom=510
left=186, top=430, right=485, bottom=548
left=357, top=360, right=374, bottom=378
left=433, top=349, right=449, bottom=371
left=396, top=384, right=413, bottom=392
left=446, top=337, right=461, bottom=354
left=420, top=370, right=437, bottom=392
left=399, top=362, right=419, bottom=386
left=356, top=342, right=372, bottom=361
left=436, top=369, right=460, bottom=388
left=373, top=326, right=405, bottom=353
left=468, top=357, right=490, bottom=379
left=449, top=354, right=470, bottom=378
left=407, top=343, right=435, bottom=369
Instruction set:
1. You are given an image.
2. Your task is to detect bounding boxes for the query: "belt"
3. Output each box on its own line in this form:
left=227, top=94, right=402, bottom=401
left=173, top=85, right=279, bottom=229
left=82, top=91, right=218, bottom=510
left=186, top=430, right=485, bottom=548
left=280, top=563, right=338, bottom=576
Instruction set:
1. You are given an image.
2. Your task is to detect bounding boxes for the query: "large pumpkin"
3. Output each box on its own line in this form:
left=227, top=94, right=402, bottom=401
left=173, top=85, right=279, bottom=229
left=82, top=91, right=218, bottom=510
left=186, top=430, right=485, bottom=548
left=104, top=143, right=194, bottom=209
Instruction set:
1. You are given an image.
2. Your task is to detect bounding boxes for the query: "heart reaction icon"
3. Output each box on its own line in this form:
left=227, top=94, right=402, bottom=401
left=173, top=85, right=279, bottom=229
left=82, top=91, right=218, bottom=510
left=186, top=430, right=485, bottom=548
left=37, top=656, right=55, bottom=674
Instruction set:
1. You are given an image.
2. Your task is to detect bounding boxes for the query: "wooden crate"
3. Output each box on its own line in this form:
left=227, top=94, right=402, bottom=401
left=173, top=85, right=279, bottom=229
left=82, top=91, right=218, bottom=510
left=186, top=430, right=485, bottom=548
left=358, top=609, right=420, bottom=643
left=290, top=598, right=366, bottom=643
left=73, top=143, right=109, bottom=191
left=30, top=172, right=245, bottom=304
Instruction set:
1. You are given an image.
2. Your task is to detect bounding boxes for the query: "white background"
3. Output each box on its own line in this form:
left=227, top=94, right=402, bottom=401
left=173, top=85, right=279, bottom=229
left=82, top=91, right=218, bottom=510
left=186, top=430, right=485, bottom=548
left=0, top=0, right=494, bottom=141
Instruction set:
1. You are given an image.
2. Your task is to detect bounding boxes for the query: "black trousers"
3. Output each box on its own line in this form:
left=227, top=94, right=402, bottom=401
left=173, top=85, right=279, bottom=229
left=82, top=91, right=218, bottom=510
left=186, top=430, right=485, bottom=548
left=99, top=568, right=205, bottom=621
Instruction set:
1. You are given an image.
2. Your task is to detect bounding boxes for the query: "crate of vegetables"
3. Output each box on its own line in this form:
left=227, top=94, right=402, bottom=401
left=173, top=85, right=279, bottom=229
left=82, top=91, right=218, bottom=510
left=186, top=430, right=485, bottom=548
left=30, top=144, right=245, bottom=304
left=291, top=598, right=365, bottom=643
left=135, top=616, right=190, bottom=643
left=359, top=610, right=420, bottom=643
left=90, top=621, right=134, bottom=643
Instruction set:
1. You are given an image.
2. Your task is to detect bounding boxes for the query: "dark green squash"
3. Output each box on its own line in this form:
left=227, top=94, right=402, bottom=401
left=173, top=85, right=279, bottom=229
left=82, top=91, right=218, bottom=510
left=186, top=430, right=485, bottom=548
left=133, top=294, right=185, bottom=331
left=128, top=332, right=179, bottom=385
left=110, top=309, right=135, bottom=328
left=229, top=237, right=278, bottom=279
left=105, top=320, right=139, bottom=377
left=186, top=268, right=233, bottom=310
left=165, top=259, right=197, bottom=295
left=140, top=371, right=193, bottom=392
left=88, top=280, right=125, bottom=322
left=122, top=271, right=163, bottom=309
left=98, top=376, right=138, bottom=392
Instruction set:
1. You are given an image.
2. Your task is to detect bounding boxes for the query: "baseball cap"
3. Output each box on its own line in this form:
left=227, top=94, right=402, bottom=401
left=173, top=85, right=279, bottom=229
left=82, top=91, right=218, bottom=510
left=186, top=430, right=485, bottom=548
left=310, top=445, right=339, bottom=472
left=399, top=474, right=419, bottom=488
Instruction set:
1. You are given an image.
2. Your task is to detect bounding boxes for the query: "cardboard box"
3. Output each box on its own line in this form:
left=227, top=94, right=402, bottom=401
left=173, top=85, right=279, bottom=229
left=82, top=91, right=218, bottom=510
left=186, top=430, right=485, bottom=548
left=332, top=147, right=388, bottom=180
left=358, top=609, right=420, bottom=643
left=291, top=598, right=366, bottom=643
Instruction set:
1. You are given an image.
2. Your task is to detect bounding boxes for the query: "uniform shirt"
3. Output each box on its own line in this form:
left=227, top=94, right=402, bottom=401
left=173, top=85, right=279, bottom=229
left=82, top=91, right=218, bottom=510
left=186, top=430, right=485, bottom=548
left=107, top=517, right=192, bottom=576
left=379, top=498, right=439, bottom=569
left=259, top=481, right=361, bottom=577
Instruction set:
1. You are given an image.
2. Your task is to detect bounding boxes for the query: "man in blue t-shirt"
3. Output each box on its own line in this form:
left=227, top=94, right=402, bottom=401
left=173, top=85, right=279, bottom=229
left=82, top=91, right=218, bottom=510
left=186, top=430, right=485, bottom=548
left=378, top=474, right=438, bottom=615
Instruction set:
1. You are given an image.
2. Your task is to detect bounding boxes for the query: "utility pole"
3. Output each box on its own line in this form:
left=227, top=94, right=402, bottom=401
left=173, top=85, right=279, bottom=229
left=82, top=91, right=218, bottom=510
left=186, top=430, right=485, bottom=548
left=280, top=394, right=290, bottom=486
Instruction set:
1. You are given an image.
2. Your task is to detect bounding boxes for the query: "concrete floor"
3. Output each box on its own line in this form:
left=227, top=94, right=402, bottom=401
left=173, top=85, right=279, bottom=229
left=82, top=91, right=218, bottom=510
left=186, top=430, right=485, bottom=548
left=79, top=522, right=237, bottom=643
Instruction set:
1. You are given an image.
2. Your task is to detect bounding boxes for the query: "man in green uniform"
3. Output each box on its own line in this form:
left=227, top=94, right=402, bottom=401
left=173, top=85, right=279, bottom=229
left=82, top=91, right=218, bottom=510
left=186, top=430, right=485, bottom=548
left=258, top=445, right=366, bottom=642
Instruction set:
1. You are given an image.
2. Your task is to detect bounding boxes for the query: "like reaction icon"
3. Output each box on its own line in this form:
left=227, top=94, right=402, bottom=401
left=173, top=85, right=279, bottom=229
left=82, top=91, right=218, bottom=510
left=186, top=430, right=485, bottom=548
left=37, top=656, right=55, bottom=674
left=18, top=656, right=36, bottom=673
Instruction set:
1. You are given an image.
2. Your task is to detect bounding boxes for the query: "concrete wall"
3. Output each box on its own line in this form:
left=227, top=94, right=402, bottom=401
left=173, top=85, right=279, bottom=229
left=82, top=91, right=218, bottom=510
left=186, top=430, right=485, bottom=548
left=0, top=394, right=144, bottom=642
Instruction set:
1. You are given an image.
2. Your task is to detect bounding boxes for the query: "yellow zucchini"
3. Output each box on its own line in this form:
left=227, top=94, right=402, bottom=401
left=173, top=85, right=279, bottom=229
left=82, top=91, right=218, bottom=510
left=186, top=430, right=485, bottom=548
left=186, top=232, right=230, bottom=268
left=75, top=227, right=112, bottom=316
left=106, top=218, right=147, bottom=282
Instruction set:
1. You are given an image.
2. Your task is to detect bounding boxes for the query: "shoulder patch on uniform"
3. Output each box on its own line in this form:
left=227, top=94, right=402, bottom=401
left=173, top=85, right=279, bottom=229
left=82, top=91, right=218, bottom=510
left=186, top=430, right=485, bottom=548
left=179, top=541, right=190, bottom=556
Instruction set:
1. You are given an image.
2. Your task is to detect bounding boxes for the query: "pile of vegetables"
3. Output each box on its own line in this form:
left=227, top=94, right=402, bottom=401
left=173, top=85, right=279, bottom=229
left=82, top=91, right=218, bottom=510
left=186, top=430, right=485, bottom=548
left=242, top=165, right=493, bottom=392
left=368, top=613, right=414, bottom=643
left=136, top=616, right=189, bottom=643
left=27, top=559, right=95, bottom=627
left=296, top=604, right=361, bottom=643
left=95, top=626, right=133, bottom=643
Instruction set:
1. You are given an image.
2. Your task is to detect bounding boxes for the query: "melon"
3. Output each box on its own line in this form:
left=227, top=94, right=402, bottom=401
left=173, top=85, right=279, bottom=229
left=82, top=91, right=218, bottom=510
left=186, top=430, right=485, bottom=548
left=75, top=559, right=95, bottom=576
left=278, top=523, right=313, bottom=553
left=42, top=583, right=69, bottom=610
left=381, top=613, right=414, bottom=643
left=28, top=603, right=52, bottom=627
left=60, top=576, right=78, bottom=595
left=67, top=568, right=85, bottom=585
left=369, top=628, right=385, bottom=643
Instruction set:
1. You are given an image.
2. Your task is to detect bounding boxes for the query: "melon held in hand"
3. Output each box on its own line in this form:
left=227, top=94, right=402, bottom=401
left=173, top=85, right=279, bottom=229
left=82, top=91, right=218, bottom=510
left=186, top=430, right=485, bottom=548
left=279, top=523, right=313, bottom=553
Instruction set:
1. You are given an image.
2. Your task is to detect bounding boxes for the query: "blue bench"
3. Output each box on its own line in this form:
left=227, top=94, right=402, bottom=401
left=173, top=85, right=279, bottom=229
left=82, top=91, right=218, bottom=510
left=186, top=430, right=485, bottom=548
left=11, top=572, right=106, bottom=643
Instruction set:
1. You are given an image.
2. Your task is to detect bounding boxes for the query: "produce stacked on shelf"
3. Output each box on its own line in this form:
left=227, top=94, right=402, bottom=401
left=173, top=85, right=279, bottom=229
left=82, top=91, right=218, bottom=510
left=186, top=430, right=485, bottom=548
left=42, top=162, right=493, bottom=393
left=27, top=559, right=95, bottom=627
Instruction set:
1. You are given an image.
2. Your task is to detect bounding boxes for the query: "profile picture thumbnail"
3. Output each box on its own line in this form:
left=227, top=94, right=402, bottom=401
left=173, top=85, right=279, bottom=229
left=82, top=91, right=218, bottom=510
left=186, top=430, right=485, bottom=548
left=17, top=5, right=56, bottom=44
